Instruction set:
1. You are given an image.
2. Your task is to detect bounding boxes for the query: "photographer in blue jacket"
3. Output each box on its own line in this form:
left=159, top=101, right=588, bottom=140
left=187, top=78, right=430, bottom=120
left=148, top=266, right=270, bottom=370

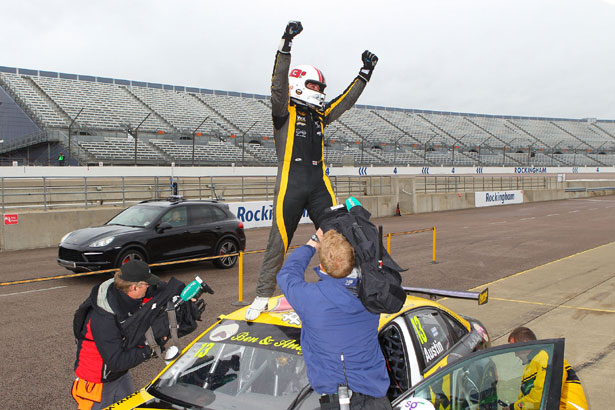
left=277, top=228, right=392, bottom=410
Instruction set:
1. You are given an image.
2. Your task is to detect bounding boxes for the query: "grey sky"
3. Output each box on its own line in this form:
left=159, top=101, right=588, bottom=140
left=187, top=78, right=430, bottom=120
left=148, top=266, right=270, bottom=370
left=1, top=0, right=614, bottom=119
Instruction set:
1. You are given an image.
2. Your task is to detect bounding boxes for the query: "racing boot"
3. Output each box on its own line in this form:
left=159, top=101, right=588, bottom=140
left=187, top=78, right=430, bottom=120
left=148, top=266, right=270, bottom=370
left=245, top=296, right=269, bottom=320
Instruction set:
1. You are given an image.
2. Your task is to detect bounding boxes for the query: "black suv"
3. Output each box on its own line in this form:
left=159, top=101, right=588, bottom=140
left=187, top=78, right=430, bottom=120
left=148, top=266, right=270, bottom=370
left=58, top=198, right=246, bottom=272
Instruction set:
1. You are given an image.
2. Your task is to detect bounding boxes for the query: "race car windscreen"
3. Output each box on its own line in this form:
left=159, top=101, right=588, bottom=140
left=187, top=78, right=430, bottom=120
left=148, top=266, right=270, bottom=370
left=106, top=205, right=163, bottom=228
left=149, top=320, right=319, bottom=410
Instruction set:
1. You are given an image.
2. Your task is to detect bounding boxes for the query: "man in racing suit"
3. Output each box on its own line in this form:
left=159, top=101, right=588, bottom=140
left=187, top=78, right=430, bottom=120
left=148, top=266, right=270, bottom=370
left=72, top=261, right=159, bottom=410
left=507, top=327, right=588, bottom=410
left=246, top=20, right=379, bottom=320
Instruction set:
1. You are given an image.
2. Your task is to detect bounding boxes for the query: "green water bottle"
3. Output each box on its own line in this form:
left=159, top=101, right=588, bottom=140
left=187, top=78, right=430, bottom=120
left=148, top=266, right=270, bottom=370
left=345, top=197, right=362, bottom=210
left=179, top=276, right=204, bottom=303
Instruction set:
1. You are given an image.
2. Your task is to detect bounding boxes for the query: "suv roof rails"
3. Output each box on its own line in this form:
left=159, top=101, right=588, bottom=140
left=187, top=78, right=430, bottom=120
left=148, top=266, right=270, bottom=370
left=167, top=195, right=186, bottom=203
left=137, top=197, right=220, bottom=205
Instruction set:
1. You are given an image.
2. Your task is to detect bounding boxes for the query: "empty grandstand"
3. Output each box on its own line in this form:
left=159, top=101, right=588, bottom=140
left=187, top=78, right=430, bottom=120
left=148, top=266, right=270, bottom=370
left=1, top=65, right=614, bottom=167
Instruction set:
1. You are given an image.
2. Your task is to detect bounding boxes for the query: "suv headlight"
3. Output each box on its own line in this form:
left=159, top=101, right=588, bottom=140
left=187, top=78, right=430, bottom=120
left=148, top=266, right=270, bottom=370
left=89, top=236, right=115, bottom=248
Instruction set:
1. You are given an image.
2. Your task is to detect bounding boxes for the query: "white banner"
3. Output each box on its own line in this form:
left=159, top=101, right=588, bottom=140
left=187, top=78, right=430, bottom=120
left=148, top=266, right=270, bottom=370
left=475, top=190, right=524, bottom=207
left=4, top=165, right=614, bottom=178
left=227, top=201, right=312, bottom=229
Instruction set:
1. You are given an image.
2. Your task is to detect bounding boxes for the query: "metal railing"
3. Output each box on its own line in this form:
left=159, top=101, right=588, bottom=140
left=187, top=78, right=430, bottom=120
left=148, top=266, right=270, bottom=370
left=0, top=174, right=567, bottom=212
left=416, top=175, right=561, bottom=193
left=0, top=175, right=394, bottom=212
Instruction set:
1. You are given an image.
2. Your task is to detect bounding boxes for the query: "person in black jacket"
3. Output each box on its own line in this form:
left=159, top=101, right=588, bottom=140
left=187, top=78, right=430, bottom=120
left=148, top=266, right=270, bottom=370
left=71, top=260, right=159, bottom=410
left=246, top=20, right=378, bottom=320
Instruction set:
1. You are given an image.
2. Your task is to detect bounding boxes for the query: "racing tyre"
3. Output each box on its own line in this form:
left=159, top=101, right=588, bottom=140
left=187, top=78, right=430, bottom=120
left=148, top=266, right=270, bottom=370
left=117, top=249, right=146, bottom=267
left=214, top=238, right=238, bottom=269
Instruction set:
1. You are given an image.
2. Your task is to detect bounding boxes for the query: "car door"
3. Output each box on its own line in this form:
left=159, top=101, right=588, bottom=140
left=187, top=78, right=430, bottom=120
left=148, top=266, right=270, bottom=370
left=393, top=338, right=566, bottom=410
left=147, top=206, right=192, bottom=262
left=183, top=204, right=221, bottom=257
left=404, top=308, right=457, bottom=377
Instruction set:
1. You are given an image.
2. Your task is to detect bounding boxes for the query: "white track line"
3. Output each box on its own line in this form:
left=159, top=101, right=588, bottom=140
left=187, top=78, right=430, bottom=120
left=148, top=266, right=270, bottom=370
left=520, top=217, right=536, bottom=221
left=547, top=214, right=560, bottom=217
left=0, top=286, right=67, bottom=298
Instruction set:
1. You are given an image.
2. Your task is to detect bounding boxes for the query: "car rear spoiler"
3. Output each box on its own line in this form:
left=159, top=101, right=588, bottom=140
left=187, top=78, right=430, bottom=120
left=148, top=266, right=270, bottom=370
left=403, top=286, right=488, bottom=305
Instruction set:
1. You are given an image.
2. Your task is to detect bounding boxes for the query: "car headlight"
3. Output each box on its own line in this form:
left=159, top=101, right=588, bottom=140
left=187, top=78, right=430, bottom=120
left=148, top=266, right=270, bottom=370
left=60, top=232, right=73, bottom=244
left=89, top=236, right=115, bottom=248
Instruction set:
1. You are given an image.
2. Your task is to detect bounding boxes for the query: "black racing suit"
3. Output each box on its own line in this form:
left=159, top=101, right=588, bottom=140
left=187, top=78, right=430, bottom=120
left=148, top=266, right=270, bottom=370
left=255, top=50, right=368, bottom=298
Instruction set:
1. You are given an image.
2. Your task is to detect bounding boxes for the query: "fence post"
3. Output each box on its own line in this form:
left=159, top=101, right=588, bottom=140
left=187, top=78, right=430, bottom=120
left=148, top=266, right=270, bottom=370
left=84, top=177, right=88, bottom=209
left=432, top=227, right=437, bottom=263
left=43, top=177, right=47, bottom=211
left=232, top=251, right=249, bottom=306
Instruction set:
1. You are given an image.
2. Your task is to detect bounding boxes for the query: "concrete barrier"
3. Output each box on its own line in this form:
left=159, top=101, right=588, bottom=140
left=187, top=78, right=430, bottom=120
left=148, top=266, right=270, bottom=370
left=0, top=208, right=120, bottom=251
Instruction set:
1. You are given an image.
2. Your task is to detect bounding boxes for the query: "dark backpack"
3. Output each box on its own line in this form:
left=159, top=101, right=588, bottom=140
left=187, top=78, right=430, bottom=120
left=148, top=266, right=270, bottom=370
left=320, top=205, right=407, bottom=314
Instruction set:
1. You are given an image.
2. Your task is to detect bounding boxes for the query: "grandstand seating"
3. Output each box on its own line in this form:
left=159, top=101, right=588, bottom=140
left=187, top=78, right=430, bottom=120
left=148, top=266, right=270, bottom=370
left=78, top=136, right=164, bottom=163
left=244, top=143, right=277, bottom=164
left=128, top=86, right=230, bottom=135
left=1, top=66, right=614, bottom=167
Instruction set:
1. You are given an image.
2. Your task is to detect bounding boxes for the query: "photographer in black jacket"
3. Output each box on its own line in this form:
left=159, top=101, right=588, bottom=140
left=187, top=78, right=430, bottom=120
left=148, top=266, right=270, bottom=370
left=72, top=260, right=159, bottom=410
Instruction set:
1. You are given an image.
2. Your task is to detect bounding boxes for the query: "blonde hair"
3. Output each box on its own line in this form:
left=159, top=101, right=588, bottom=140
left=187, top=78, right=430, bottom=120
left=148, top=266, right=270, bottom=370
left=318, top=230, right=355, bottom=278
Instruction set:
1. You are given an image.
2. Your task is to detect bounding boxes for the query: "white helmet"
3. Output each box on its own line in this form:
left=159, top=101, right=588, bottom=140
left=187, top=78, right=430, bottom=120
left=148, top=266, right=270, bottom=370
left=289, top=65, right=327, bottom=110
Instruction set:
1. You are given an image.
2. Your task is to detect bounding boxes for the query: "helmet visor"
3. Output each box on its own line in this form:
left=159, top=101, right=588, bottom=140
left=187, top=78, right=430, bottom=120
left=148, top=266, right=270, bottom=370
left=305, top=80, right=326, bottom=93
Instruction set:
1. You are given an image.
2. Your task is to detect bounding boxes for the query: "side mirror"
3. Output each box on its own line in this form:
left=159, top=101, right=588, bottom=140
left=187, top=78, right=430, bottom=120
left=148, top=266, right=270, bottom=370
left=395, top=397, right=436, bottom=410
left=156, top=222, right=173, bottom=233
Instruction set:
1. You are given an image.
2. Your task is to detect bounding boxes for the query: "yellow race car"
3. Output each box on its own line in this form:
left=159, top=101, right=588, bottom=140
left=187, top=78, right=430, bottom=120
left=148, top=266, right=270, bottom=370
left=106, top=287, right=489, bottom=410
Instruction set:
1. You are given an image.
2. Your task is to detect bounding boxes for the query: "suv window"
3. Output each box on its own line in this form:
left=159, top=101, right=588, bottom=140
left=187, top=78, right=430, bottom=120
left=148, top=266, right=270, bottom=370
left=189, top=205, right=227, bottom=225
left=211, top=206, right=227, bottom=222
left=160, top=207, right=188, bottom=228
left=405, top=309, right=454, bottom=370
left=190, top=205, right=213, bottom=225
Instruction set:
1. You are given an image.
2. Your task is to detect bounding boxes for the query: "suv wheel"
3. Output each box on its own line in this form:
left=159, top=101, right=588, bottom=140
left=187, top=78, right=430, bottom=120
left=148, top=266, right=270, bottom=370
left=117, top=249, right=146, bottom=267
left=214, top=238, right=239, bottom=269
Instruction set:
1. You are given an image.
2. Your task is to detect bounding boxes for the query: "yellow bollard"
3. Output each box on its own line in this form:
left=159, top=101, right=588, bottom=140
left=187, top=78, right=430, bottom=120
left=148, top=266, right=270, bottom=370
left=387, top=233, right=391, bottom=254
left=432, top=227, right=437, bottom=263
left=232, top=251, right=249, bottom=306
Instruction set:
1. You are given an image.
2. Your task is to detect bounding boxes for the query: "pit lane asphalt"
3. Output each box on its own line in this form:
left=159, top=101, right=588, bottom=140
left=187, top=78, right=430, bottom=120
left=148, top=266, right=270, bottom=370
left=1, top=196, right=614, bottom=410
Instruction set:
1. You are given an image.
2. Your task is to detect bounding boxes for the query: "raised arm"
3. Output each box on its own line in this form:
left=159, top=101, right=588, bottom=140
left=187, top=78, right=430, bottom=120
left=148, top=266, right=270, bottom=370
left=271, top=21, right=303, bottom=120
left=324, top=50, right=378, bottom=125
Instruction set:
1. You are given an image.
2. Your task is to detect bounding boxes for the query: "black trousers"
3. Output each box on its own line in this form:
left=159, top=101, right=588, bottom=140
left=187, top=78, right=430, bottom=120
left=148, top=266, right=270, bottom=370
left=319, top=392, right=393, bottom=410
left=255, top=164, right=336, bottom=297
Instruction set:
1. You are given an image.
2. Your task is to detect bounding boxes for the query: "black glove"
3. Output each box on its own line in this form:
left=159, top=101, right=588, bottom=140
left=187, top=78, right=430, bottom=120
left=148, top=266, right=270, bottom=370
left=191, top=298, right=206, bottom=322
left=279, top=21, right=303, bottom=53
left=359, top=50, right=379, bottom=82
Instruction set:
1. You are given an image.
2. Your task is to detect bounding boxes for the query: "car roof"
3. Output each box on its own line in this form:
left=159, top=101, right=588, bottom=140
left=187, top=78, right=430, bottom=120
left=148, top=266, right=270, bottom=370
left=136, top=199, right=223, bottom=208
left=220, top=294, right=471, bottom=331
